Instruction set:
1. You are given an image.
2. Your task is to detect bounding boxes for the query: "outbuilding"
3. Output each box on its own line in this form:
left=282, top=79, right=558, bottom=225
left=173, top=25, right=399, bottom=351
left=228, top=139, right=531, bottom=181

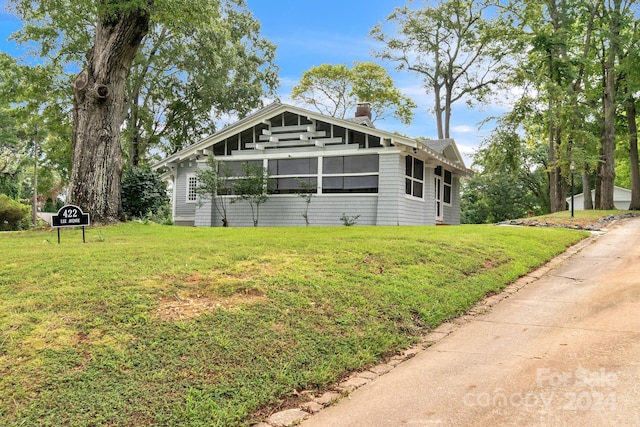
left=567, top=186, right=632, bottom=211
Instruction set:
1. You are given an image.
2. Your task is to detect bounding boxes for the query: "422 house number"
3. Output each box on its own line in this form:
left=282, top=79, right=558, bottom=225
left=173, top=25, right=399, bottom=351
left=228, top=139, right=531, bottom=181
left=62, top=208, right=80, bottom=218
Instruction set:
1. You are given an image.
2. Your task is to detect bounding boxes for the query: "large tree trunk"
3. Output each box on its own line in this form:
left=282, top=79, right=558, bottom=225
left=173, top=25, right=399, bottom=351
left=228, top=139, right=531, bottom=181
left=582, top=166, right=593, bottom=210
left=628, top=93, right=640, bottom=210
left=68, top=4, right=151, bottom=223
left=600, top=0, right=621, bottom=210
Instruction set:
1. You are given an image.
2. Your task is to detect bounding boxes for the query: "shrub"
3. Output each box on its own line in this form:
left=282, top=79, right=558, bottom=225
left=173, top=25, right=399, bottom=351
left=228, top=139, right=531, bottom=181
left=0, top=194, right=31, bottom=231
left=121, top=167, right=170, bottom=220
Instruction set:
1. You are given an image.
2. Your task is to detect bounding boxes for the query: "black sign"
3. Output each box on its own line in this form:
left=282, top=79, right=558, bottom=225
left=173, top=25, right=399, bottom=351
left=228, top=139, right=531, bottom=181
left=52, top=205, right=90, bottom=228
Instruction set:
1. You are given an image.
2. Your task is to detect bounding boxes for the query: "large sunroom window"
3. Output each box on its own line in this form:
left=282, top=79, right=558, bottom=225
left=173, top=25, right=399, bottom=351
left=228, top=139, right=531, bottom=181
left=322, top=154, right=379, bottom=193
left=268, top=158, right=318, bottom=194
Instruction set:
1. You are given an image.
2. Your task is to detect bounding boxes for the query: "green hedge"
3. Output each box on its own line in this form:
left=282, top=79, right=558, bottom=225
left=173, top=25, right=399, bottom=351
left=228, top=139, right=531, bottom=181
left=0, top=194, right=31, bottom=231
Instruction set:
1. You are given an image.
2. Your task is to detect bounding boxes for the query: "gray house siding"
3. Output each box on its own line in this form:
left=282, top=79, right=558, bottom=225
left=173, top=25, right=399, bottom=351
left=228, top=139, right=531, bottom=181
left=442, top=178, right=461, bottom=225
left=206, top=195, right=378, bottom=227
left=376, top=152, right=404, bottom=225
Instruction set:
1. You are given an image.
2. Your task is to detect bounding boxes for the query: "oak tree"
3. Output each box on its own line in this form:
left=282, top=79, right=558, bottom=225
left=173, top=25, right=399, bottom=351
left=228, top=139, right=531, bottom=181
left=8, top=0, right=278, bottom=222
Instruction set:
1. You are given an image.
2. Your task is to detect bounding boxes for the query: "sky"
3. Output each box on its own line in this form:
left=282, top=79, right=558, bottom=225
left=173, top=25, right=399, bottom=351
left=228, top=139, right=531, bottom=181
left=0, top=0, right=509, bottom=167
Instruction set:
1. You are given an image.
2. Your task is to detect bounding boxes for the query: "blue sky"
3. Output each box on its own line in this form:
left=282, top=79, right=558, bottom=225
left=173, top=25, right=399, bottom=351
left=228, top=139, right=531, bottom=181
left=0, top=0, right=506, bottom=166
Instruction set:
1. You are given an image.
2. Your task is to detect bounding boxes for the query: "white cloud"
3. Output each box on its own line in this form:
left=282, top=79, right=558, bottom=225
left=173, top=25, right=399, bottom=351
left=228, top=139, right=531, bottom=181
left=451, top=125, right=475, bottom=133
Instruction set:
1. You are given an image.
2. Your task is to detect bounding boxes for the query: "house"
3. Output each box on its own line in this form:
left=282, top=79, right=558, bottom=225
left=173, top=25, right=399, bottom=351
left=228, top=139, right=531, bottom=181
left=567, top=186, right=632, bottom=211
left=152, top=102, right=472, bottom=227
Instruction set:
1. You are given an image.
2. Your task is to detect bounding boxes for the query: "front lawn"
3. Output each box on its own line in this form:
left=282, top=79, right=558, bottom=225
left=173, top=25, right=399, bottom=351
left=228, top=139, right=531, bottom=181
left=0, top=223, right=586, bottom=426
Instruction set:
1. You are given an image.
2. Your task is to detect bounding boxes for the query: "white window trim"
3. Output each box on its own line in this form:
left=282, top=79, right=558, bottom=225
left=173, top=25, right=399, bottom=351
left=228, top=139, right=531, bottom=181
left=443, top=170, right=453, bottom=207
left=405, top=155, right=425, bottom=200
left=186, top=173, right=197, bottom=204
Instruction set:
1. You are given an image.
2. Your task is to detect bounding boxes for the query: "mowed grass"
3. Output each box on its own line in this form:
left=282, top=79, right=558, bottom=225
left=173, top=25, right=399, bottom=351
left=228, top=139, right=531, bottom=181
left=0, top=223, right=587, bottom=426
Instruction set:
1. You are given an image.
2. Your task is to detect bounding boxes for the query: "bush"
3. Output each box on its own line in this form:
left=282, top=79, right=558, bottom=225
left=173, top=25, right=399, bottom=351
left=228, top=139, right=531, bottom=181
left=121, top=167, right=170, bottom=220
left=0, top=194, right=31, bottom=231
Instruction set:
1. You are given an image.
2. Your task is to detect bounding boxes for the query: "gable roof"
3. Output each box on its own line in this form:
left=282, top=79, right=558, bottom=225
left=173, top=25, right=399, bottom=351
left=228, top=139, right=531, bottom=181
left=420, top=138, right=466, bottom=165
left=345, top=116, right=376, bottom=128
left=152, top=102, right=472, bottom=176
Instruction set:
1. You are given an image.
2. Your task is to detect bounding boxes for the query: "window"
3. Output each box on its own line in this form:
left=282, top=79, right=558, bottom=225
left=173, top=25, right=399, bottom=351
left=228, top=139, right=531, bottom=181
left=268, top=158, right=318, bottom=194
left=405, top=156, right=424, bottom=198
left=444, top=170, right=452, bottom=205
left=368, top=135, right=382, bottom=148
left=348, top=130, right=366, bottom=148
left=213, top=140, right=226, bottom=156
left=284, top=112, right=299, bottom=126
left=186, top=174, right=197, bottom=203
left=322, top=154, right=379, bottom=193
left=240, top=129, right=254, bottom=150
left=226, top=136, right=239, bottom=155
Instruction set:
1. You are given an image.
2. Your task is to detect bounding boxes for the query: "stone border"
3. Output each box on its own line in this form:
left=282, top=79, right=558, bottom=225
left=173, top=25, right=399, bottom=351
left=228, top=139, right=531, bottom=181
left=253, top=229, right=606, bottom=427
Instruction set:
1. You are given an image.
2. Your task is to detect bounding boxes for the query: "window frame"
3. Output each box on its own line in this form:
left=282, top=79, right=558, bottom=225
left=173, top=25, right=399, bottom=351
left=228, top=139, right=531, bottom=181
left=405, top=155, right=425, bottom=200
left=186, top=173, right=198, bottom=204
left=321, top=154, right=379, bottom=194
left=443, top=169, right=453, bottom=206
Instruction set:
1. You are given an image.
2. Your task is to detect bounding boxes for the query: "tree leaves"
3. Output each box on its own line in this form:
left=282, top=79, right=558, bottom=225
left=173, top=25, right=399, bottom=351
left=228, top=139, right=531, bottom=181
left=291, top=62, right=416, bottom=124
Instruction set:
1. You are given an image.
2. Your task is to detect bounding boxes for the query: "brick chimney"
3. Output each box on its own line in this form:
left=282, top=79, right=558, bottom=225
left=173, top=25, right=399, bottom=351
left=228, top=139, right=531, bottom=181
left=355, top=102, right=372, bottom=119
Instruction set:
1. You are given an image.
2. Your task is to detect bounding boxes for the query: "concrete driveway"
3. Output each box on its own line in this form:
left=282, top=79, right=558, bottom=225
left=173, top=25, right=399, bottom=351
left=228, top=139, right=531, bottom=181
left=302, top=218, right=640, bottom=427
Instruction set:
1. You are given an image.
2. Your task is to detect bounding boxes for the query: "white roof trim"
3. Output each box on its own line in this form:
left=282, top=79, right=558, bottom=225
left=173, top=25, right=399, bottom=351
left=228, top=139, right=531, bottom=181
left=152, top=102, right=472, bottom=175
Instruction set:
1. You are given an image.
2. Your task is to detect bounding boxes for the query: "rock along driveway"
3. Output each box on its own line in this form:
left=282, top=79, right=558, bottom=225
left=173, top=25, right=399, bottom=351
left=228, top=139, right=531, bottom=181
left=302, top=218, right=640, bottom=427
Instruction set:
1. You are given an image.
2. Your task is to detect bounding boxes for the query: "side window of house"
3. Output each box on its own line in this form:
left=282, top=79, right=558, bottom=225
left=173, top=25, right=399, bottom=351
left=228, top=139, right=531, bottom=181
left=444, top=170, right=452, bottom=205
left=186, top=174, right=197, bottom=203
left=405, top=156, right=424, bottom=198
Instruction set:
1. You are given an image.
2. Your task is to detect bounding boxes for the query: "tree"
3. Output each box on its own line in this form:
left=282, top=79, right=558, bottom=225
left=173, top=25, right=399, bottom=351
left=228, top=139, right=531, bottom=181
left=291, top=62, right=416, bottom=124
left=498, top=0, right=632, bottom=212
left=617, top=9, right=640, bottom=209
left=295, top=177, right=316, bottom=226
left=123, top=3, right=278, bottom=166
left=8, top=0, right=279, bottom=222
left=371, top=0, right=516, bottom=138
left=65, top=1, right=151, bottom=223
left=0, top=54, right=26, bottom=195
left=461, top=172, right=540, bottom=224
left=599, top=0, right=627, bottom=210
left=0, top=53, right=69, bottom=223
left=231, top=163, right=272, bottom=227
left=121, top=167, right=169, bottom=219
left=465, top=123, right=550, bottom=222
left=194, top=156, right=233, bottom=226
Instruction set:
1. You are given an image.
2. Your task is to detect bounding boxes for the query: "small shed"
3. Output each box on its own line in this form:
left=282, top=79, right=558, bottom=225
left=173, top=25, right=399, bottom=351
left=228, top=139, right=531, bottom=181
left=568, top=186, right=632, bottom=211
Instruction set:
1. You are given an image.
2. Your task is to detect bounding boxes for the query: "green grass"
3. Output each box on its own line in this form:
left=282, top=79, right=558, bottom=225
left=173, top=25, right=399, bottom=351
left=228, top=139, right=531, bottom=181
left=0, top=223, right=588, bottom=426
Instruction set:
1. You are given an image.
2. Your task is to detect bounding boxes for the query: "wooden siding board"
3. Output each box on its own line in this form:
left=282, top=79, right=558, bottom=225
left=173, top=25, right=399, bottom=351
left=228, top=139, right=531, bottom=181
left=376, top=153, right=404, bottom=225
left=207, top=196, right=378, bottom=227
left=442, top=178, right=461, bottom=225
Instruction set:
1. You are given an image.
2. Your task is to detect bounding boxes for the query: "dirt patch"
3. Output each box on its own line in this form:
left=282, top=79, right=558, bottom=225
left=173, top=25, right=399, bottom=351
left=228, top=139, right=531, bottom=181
left=501, top=212, right=640, bottom=230
left=156, top=292, right=267, bottom=321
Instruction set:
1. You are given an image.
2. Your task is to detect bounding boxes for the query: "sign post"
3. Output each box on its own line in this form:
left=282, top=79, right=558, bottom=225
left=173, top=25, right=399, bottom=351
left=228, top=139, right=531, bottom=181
left=51, top=205, right=90, bottom=243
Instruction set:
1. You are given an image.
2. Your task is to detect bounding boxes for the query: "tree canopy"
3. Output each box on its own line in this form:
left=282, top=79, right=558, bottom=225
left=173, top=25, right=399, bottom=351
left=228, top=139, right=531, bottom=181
left=291, top=61, right=416, bottom=124
left=371, top=0, right=517, bottom=139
